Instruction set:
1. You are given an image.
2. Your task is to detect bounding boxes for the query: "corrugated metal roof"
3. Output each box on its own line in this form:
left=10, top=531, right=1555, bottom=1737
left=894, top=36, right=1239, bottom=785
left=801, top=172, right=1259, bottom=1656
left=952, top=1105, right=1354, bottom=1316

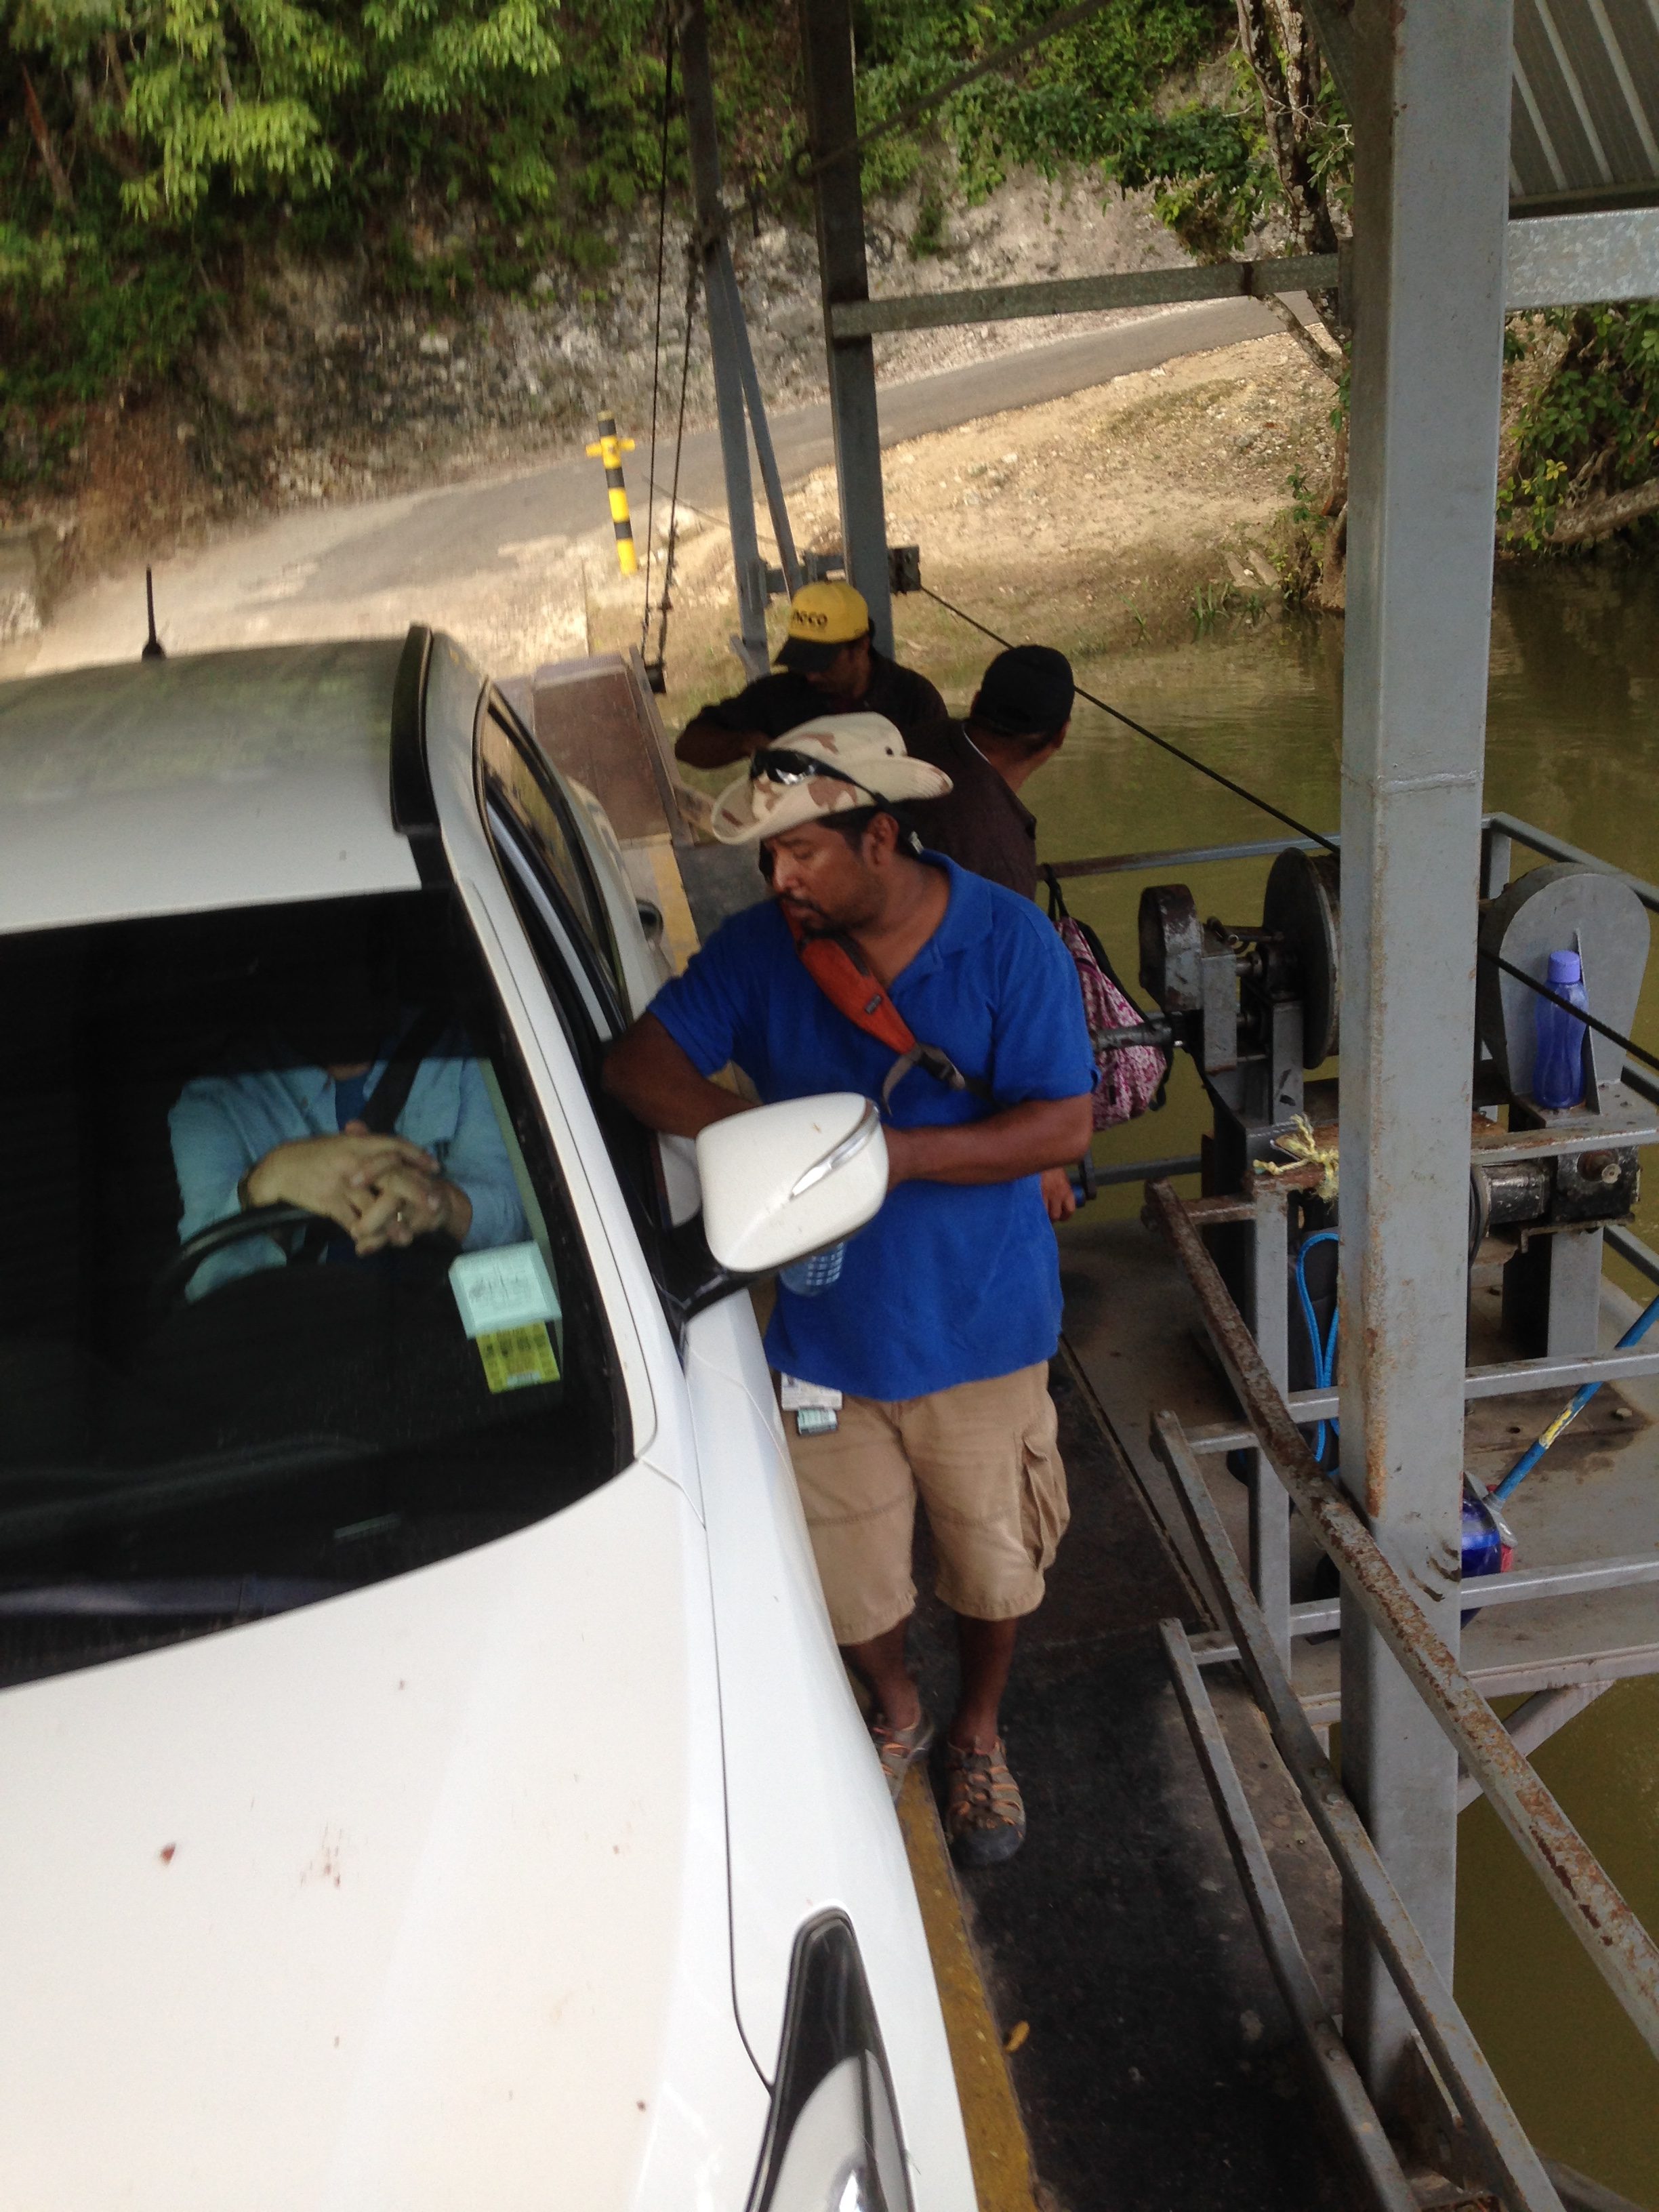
left=1511, top=0, right=1659, bottom=205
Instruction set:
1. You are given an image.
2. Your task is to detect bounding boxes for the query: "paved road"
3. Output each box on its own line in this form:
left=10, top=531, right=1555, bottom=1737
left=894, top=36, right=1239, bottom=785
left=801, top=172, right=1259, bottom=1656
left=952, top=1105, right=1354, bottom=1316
left=301, top=295, right=1281, bottom=598
left=23, top=294, right=1282, bottom=673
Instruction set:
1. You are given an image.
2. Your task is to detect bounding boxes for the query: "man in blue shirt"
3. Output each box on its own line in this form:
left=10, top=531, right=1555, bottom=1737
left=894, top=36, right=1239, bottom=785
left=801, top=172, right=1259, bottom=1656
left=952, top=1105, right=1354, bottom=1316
left=605, top=714, right=1094, bottom=1865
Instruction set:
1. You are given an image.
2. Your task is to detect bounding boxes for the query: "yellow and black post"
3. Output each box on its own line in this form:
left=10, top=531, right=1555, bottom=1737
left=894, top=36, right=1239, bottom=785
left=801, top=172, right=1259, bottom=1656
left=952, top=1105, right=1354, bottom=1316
left=586, top=409, right=638, bottom=577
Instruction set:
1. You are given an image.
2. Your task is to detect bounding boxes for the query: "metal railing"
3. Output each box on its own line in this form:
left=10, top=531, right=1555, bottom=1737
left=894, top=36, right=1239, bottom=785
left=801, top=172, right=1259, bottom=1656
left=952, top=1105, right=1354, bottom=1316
left=1145, top=1179, right=1659, bottom=2069
left=1052, top=818, right=1659, bottom=2206
left=1062, top=814, right=1659, bottom=1659
left=1052, top=811, right=1659, bottom=912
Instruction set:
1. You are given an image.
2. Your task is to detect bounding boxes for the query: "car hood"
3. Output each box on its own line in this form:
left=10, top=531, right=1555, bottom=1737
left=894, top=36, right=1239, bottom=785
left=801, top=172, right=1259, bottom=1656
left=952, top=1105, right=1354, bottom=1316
left=0, top=1464, right=753, bottom=2211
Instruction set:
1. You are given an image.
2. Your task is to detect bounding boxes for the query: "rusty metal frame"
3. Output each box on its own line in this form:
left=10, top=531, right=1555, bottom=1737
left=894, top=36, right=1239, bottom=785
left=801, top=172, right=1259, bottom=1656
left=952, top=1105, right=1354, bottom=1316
left=1151, top=1412, right=1564, bottom=2211
left=1160, top=1622, right=1418, bottom=2212
left=1147, top=1176, right=1659, bottom=2068
left=1189, top=1550, right=1659, bottom=1666
left=1183, top=1337, right=1659, bottom=1449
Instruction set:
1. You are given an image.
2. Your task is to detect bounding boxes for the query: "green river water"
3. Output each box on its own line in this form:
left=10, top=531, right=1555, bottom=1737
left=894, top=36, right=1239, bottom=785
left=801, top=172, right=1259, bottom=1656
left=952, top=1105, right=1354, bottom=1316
left=1000, top=565, right=1659, bottom=2203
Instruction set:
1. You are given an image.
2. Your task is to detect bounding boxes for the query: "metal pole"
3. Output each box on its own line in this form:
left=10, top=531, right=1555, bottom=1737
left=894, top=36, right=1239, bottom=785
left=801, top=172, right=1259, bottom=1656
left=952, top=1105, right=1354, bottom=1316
left=797, top=0, right=894, bottom=656
left=677, top=0, right=769, bottom=678
left=1149, top=1410, right=1565, bottom=2212
left=718, top=247, right=804, bottom=594
left=1143, top=1193, right=1659, bottom=2070
left=1161, top=1622, right=1418, bottom=2212
left=1248, top=1185, right=1292, bottom=1668
left=1337, top=0, right=1513, bottom=2106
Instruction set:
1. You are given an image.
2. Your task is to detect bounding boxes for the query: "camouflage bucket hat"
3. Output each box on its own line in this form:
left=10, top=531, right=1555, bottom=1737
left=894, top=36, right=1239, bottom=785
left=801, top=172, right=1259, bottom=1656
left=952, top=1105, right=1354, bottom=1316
left=710, top=714, right=952, bottom=846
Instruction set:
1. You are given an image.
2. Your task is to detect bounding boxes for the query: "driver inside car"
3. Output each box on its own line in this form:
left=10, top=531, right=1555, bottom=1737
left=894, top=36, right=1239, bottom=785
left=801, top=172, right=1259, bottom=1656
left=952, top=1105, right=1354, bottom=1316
left=168, top=918, right=527, bottom=1302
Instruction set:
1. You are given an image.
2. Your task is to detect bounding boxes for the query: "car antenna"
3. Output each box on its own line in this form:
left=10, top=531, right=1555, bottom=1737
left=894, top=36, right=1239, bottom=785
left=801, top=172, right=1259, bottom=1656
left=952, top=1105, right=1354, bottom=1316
left=142, top=567, right=165, bottom=661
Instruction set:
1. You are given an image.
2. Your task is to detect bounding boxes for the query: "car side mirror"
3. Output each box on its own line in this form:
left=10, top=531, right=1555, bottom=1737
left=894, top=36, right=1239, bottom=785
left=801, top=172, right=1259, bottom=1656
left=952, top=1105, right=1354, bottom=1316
left=696, top=1094, right=887, bottom=1273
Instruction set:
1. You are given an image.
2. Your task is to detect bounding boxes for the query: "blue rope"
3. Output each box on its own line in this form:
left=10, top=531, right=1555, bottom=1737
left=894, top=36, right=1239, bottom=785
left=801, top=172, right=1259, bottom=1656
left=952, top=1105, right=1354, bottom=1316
left=1294, top=1229, right=1341, bottom=1462
left=1494, top=1282, right=1659, bottom=1503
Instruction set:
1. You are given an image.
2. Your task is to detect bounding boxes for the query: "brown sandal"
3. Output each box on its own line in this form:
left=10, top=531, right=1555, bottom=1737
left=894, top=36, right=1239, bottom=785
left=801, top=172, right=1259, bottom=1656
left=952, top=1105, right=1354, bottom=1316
left=869, top=1708, right=936, bottom=1801
left=945, top=1738, right=1026, bottom=1865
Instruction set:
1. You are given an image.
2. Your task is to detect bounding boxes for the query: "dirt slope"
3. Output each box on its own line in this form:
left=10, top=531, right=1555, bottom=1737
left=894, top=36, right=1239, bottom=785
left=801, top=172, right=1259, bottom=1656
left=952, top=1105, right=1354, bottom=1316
left=596, top=329, right=1338, bottom=749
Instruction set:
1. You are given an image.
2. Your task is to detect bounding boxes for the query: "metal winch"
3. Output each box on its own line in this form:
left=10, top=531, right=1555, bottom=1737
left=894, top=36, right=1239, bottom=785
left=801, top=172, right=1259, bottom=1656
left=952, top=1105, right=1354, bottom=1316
left=1134, top=847, right=1340, bottom=1191
left=1111, top=848, right=1657, bottom=1355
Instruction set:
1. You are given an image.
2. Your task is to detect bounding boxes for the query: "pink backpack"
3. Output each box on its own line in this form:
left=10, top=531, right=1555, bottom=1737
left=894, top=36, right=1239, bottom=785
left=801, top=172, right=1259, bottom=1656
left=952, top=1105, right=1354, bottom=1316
left=1044, top=869, right=1170, bottom=1130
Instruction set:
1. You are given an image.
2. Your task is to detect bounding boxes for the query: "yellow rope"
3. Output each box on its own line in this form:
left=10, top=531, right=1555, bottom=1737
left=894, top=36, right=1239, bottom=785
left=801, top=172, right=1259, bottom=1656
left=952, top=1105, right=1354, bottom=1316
left=1259, top=1113, right=1339, bottom=1202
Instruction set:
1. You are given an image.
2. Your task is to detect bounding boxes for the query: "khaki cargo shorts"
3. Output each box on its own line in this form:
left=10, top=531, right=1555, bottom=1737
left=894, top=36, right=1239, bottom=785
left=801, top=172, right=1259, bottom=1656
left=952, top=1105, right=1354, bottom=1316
left=784, top=1361, right=1069, bottom=1646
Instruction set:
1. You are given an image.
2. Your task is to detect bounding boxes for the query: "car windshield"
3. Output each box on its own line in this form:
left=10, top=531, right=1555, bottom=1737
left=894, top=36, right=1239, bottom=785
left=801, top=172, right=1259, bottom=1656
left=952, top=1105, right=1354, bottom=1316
left=0, top=888, right=623, bottom=1687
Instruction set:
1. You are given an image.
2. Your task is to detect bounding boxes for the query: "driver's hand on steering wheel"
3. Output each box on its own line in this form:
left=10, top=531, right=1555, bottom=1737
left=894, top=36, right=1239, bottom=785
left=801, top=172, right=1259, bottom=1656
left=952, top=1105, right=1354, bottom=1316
left=242, top=1125, right=438, bottom=1243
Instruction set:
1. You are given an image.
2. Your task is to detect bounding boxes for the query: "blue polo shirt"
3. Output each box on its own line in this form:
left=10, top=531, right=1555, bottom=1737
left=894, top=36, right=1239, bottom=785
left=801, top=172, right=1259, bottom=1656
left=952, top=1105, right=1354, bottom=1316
left=648, top=855, right=1094, bottom=1400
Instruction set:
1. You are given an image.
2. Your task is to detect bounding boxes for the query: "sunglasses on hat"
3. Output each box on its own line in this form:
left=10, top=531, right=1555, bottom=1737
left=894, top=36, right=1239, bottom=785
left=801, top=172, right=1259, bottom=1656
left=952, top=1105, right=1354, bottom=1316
left=750, top=747, right=878, bottom=803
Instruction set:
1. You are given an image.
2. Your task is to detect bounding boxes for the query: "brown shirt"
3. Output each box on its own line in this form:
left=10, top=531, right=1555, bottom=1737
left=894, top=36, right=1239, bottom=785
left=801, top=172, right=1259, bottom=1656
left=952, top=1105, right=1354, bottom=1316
left=905, top=720, right=1040, bottom=901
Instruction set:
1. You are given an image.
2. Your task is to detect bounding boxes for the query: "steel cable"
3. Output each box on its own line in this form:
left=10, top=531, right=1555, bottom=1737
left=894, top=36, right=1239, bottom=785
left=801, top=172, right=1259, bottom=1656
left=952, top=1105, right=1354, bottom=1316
left=649, top=246, right=701, bottom=677
left=916, top=581, right=1339, bottom=855
left=918, top=587, right=1659, bottom=1068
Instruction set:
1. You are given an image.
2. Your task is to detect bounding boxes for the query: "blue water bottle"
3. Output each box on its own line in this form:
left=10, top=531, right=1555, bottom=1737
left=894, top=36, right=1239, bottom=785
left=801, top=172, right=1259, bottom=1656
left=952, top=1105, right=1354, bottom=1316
left=1532, top=948, right=1590, bottom=1110
left=780, top=1242, right=846, bottom=1296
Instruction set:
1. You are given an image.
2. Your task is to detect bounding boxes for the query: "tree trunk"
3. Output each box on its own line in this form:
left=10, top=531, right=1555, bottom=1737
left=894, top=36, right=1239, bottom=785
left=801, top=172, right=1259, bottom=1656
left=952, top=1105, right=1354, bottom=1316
left=1504, top=476, right=1659, bottom=549
left=1233, top=0, right=1338, bottom=256
left=21, top=67, right=75, bottom=209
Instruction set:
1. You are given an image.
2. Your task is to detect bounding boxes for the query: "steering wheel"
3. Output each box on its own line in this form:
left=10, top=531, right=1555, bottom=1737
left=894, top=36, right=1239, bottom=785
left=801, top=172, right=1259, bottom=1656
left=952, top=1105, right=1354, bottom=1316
left=150, top=1203, right=321, bottom=1313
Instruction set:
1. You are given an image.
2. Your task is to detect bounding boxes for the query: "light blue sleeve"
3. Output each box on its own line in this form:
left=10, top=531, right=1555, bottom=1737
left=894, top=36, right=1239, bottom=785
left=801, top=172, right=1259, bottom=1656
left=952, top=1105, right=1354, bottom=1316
left=170, top=1082, right=253, bottom=1241
left=443, top=1059, right=530, bottom=1252
left=168, top=1080, right=287, bottom=1298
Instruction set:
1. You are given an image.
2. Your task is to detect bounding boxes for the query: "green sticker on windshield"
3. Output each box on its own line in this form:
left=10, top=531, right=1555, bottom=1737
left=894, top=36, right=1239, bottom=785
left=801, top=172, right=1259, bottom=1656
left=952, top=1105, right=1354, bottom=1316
left=476, top=1322, right=560, bottom=1394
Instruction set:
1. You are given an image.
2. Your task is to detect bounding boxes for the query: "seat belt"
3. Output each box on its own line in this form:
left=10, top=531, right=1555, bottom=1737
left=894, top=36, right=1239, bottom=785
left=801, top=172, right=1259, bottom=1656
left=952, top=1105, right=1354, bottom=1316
left=358, top=1008, right=452, bottom=1134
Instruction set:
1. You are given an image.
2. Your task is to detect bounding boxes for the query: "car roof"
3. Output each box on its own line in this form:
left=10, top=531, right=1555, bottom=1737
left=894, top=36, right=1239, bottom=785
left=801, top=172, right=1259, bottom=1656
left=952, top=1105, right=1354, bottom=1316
left=0, top=640, right=425, bottom=935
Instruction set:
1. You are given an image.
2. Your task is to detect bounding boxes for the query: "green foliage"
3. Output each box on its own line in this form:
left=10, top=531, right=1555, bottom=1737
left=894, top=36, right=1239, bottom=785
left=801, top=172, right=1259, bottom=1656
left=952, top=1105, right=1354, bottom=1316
left=1503, top=306, right=1659, bottom=549
left=13, top=0, right=1645, bottom=555
left=849, top=0, right=1246, bottom=213
left=1103, top=96, right=1271, bottom=258
left=2, top=0, right=677, bottom=482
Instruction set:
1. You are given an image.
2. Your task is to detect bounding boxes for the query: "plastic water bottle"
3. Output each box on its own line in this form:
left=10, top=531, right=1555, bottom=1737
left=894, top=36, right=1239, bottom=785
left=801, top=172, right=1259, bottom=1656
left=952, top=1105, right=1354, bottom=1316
left=1460, top=1478, right=1515, bottom=1625
left=1460, top=1482, right=1513, bottom=1580
left=780, top=1242, right=846, bottom=1296
left=1532, top=948, right=1590, bottom=1110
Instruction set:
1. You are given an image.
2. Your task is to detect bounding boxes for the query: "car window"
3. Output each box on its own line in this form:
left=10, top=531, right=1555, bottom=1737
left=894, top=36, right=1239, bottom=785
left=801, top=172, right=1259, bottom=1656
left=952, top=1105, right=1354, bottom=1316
left=0, top=888, right=626, bottom=1689
left=477, top=693, right=623, bottom=1020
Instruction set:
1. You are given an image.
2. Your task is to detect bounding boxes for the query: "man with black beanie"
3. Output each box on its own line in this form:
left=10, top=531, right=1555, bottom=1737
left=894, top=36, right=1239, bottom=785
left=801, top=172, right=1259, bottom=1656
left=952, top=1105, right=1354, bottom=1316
left=907, top=645, right=1075, bottom=904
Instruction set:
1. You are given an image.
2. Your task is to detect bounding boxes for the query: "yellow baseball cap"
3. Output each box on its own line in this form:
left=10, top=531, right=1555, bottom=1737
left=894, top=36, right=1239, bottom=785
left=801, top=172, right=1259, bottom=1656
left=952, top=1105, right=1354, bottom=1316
left=775, top=580, right=871, bottom=672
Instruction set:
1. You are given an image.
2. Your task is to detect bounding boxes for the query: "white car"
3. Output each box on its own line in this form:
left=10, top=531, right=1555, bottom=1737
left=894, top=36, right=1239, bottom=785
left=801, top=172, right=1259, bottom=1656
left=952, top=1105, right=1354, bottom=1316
left=0, top=630, right=973, bottom=2211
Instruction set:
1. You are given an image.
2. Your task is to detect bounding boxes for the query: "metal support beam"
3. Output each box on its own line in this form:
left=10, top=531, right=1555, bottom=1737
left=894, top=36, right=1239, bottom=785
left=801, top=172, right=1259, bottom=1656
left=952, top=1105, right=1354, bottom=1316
left=1507, top=207, right=1659, bottom=309
left=725, top=289, right=802, bottom=598
left=1337, top=0, right=1515, bottom=2105
left=1248, top=1185, right=1292, bottom=1668
left=1149, top=1411, right=1565, bottom=2212
left=1185, top=1336, right=1659, bottom=1454
left=830, top=255, right=1340, bottom=337
left=678, top=1, right=769, bottom=678
left=1161, top=1622, right=1418, bottom=2212
left=1456, top=1683, right=1612, bottom=1812
left=819, top=207, right=1659, bottom=347
left=1145, top=1189, right=1659, bottom=2072
left=797, top=0, right=893, bottom=656
left=1189, top=1549, right=1659, bottom=1661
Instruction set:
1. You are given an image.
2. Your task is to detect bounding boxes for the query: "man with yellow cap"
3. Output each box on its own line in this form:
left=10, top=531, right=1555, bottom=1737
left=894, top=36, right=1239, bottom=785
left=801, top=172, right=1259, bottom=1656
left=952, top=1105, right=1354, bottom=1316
left=674, top=580, right=946, bottom=771
left=604, top=714, right=1096, bottom=1868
